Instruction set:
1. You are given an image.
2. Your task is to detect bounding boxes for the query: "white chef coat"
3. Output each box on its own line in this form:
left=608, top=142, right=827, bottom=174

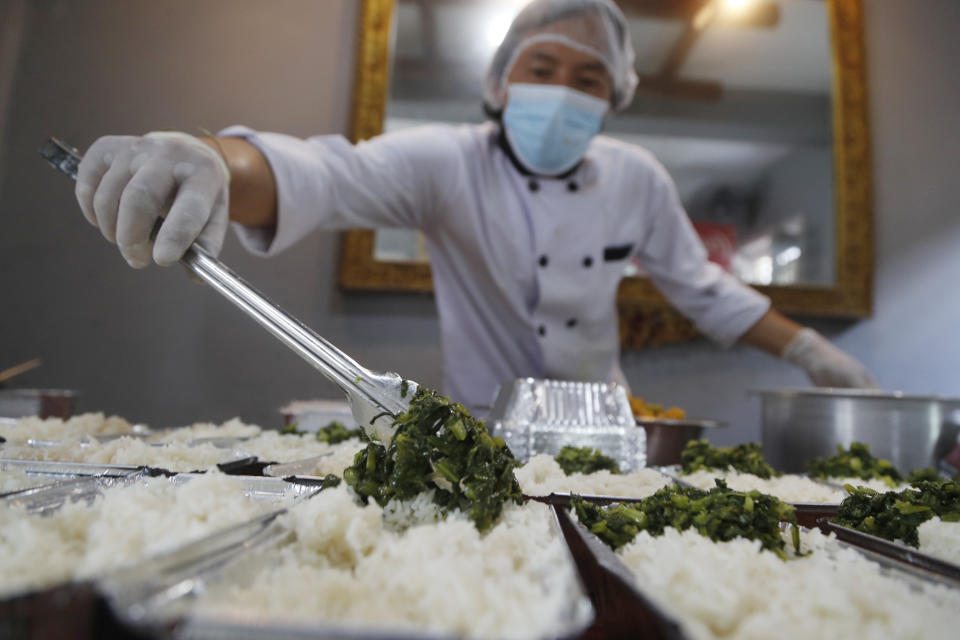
left=222, top=122, right=770, bottom=413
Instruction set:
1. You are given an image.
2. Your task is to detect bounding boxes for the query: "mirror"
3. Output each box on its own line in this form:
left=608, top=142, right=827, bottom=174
left=341, top=0, right=872, bottom=347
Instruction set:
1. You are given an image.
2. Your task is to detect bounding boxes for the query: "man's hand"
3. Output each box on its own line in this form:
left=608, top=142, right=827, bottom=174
left=781, top=328, right=877, bottom=388
left=75, top=132, right=230, bottom=268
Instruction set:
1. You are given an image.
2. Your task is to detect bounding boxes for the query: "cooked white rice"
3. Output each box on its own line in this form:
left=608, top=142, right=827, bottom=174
left=191, top=485, right=586, bottom=639
left=679, top=469, right=846, bottom=503
left=235, top=431, right=364, bottom=467
left=2, top=413, right=364, bottom=474
left=147, top=417, right=263, bottom=443
left=0, top=413, right=137, bottom=445
left=0, top=472, right=271, bottom=598
left=0, top=437, right=248, bottom=472
left=617, top=526, right=960, bottom=639
left=917, top=517, right=960, bottom=566
left=516, top=454, right=670, bottom=497
left=309, top=440, right=367, bottom=477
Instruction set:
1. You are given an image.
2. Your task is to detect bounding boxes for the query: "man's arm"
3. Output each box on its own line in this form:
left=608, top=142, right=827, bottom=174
left=741, top=310, right=876, bottom=388
left=739, top=309, right=802, bottom=356
left=201, top=137, right=277, bottom=228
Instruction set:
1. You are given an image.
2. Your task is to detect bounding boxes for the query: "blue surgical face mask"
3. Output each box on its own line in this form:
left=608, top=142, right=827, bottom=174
left=502, top=83, right=608, bottom=177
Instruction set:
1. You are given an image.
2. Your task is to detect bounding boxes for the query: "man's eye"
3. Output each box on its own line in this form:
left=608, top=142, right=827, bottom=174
left=577, top=77, right=601, bottom=89
left=530, top=67, right=553, bottom=79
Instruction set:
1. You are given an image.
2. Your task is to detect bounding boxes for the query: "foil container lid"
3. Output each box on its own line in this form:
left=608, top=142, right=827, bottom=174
left=488, top=378, right=646, bottom=471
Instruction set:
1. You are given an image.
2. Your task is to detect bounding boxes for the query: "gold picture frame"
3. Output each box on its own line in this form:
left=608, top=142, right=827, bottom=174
left=338, top=0, right=873, bottom=348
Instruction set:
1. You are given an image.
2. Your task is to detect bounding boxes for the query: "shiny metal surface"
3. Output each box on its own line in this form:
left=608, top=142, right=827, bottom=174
left=752, top=388, right=960, bottom=473
left=489, top=378, right=646, bottom=471
left=1, top=472, right=140, bottom=514
left=0, top=458, right=142, bottom=477
left=40, top=138, right=416, bottom=443
left=181, top=245, right=414, bottom=443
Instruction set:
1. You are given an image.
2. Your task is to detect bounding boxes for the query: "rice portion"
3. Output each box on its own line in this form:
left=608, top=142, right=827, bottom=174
left=617, top=527, right=960, bottom=639
left=191, top=486, right=585, bottom=639
left=0, top=413, right=137, bottom=445
left=0, top=437, right=248, bottom=472
left=516, top=454, right=670, bottom=497
left=917, top=517, right=960, bottom=566
left=147, top=417, right=262, bottom=443
left=235, top=431, right=364, bottom=466
left=679, top=469, right=846, bottom=503
left=0, top=472, right=271, bottom=598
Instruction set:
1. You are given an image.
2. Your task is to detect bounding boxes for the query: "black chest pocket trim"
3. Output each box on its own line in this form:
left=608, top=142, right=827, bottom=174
left=603, top=244, right=634, bottom=262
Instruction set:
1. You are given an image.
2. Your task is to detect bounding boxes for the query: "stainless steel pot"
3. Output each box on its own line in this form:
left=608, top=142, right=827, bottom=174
left=753, top=389, right=960, bottom=474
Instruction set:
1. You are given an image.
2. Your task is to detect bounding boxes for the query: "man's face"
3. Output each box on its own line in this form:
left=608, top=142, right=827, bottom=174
left=505, top=41, right=613, bottom=104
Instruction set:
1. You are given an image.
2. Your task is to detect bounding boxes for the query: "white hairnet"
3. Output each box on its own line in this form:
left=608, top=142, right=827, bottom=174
left=484, top=0, right=638, bottom=113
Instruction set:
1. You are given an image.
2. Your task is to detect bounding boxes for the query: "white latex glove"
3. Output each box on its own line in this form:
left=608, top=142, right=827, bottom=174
left=74, top=132, right=230, bottom=268
left=781, top=328, right=877, bottom=388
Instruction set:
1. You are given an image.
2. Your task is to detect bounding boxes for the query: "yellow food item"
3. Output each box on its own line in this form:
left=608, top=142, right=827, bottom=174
left=629, top=396, right=686, bottom=420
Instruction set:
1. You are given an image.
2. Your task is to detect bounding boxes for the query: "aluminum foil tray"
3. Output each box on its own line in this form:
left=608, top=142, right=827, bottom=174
left=0, top=458, right=140, bottom=497
left=0, top=458, right=141, bottom=478
left=488, top=378, right=645, bottom=471
left=102, top=502, right=595, bottom=640
left=1, top=471, right=142, bottom=514
left=819, top=520, right=960, bottom=585
left=551, top=504, right=688, bottom=639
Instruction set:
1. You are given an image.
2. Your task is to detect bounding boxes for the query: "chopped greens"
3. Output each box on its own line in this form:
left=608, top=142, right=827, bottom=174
left=555, top=445, right=621, bottom=476
left=320, top=474, right=342, bottom=489
left=680, top=439, right=779, bottom=479
left=279, top=421, right=360, bottom=444
left=834, top=480, right=960, bottom=547
left=806, top=443, right=902, bottom=486
left=906, top=467, right=946, bottom=483
left=343, top=387, right=522, bottom=531
left=572, top=480, right=800, bottom=558
left=315, top=420, right=361, bottom=444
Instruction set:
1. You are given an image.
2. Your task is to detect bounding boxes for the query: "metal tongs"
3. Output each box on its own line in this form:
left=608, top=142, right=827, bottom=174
left=39, top=137, right=414, bottom=443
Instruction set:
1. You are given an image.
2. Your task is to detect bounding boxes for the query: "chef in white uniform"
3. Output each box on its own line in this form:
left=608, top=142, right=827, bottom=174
left=73, top=0, right=875, bottom=413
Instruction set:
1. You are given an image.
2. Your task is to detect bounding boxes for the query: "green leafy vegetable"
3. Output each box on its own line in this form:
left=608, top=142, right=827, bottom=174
left=806, top=443, right=902, bottom=486
left=681, top=439, right=779, bottom=479
left=320, top=474, right=342, bottom=489
left=314, top=420, right=361, bottom=444
left=572, top=480, right=800, bottom=558
left=906, top=467, right=945, bottom=483
left=834, top=480, right=960, bottom=546
left=555, top=445, right=621, bottom=476
left=343, top=387, right=523, bottom=531
left=280, top=422, right=301, bottom=435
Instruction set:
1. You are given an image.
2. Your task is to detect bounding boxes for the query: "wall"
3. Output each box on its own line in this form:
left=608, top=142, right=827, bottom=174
left=0, top=0, right=444, bottom=429
left=2, top=0, right=958, bottom=440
